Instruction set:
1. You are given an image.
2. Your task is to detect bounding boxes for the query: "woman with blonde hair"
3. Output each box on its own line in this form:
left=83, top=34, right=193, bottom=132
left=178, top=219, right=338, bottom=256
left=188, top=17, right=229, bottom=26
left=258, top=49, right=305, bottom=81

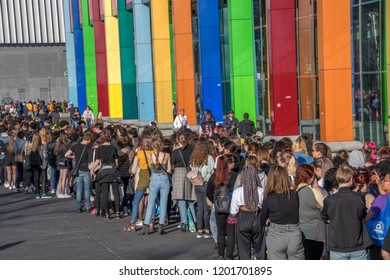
left=261, top=165, right=304, bottom=260
left=292, top=137, right=314, bottom=165
left=189, top=137, right=215, bottom=238
left=38, top=127, right=50, bottom=198
left=277, top=152, right=298, bottom=187
left=4, top=135, right=17, bottom=190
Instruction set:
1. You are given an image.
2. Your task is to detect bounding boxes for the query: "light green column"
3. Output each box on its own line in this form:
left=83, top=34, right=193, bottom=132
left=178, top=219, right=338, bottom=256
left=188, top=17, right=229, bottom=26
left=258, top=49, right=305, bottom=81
left=228, top=0, right=256, bottom=121
left=81, top=0, right=98, bottom=114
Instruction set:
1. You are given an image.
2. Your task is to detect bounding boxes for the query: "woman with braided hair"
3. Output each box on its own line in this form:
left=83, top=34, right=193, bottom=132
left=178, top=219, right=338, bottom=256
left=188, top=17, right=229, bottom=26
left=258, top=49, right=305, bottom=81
left=231, top=164, right=264, bottom=260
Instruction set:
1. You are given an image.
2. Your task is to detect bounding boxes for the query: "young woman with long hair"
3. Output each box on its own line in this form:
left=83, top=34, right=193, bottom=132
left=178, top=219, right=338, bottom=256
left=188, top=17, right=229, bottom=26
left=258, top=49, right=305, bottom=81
left=261, top=165, right=304, bottom=260
left=138, top=136, right=172, bottom=235
left=170, top=132, right=196, bottom=232
left=95, top=129, right=120, bottom=219
left=231, top=164, right=264, bottom=260
left=189, top=137, right=215, bottom=238
left=24, top=134, right=43, bottom=198
left=54, top=133, right=70, bottom=198
left=4, top=136, right=17, bottom=190
left=295, top=164, right=325, bottom=260
left=38, top=127, right=50, bottom=198
left=206, top=154, right=239, bottom=260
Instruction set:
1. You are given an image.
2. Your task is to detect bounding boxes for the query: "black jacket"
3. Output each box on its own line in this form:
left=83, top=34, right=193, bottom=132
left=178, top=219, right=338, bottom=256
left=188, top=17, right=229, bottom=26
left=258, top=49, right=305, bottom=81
left=223, top=117, right=239, bottom=136
left=321, top=187, right=372, bottom=252
left=238, top=119, right=256, bottom=138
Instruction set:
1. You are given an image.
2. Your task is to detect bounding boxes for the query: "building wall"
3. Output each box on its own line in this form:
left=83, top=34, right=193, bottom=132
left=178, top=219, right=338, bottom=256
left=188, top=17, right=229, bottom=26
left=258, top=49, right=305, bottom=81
left=0, top=45, right=68, bottom=102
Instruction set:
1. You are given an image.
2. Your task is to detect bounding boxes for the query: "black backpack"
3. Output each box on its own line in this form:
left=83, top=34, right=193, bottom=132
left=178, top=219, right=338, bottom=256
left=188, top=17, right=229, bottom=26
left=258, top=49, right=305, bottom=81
left=29, top=150, right=42, bottom=167
left=47, top=141, right=57, bottom=166
left=214, top=186, right=231, bottom=214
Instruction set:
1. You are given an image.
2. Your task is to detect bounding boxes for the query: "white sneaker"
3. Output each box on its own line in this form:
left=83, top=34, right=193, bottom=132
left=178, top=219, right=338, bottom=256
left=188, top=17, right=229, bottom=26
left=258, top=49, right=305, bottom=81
left=50, top=189, right=56, bottom=195
left=135, top=220, right=144, bottom=227
left=4, top=181, right=10, bottom=189
left=11, top=184, right=16, bottom=190
left=62, top=194, right=72, bottom=198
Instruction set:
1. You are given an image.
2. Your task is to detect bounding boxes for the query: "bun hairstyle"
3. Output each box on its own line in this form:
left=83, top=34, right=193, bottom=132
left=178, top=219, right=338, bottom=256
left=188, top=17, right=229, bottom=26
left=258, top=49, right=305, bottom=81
left=99, top=129, right=112, bottom=143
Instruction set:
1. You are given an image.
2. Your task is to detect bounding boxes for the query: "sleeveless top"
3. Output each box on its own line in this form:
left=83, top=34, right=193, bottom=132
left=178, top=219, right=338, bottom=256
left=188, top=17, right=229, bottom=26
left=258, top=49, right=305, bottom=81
left=149, top=153, right=168, bottom=175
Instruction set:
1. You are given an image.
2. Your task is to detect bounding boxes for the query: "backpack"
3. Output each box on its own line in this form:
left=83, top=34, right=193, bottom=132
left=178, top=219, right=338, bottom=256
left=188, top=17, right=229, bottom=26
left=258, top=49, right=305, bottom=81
left=47, top=141, right=57, bottom=166
left=365, top=195, right=390, bottom=247
left=214, top=186, right=231, bottom=214
left=29, top=150, right=42, bottom=167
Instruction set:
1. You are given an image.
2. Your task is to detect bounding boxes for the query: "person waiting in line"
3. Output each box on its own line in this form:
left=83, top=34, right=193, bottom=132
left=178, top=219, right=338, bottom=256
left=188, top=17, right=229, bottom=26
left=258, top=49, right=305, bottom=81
left=206, top=154, right=239, bottom=260
left=321, top=164, right=372, bottom=260
left=260, top=165, right=304, bottom=260
left=231, top=164, right=264, bottom=260
left=223, top=110, right=239, bottom=137
left=200, top=110, right=216, bottom=137
left=295, top=164, right=325, bottom=260
left=312, top=142, right=332, bottom=160
left=237, top=112, right=256, bottom=140
left=82, top=106, right=94, bottom=128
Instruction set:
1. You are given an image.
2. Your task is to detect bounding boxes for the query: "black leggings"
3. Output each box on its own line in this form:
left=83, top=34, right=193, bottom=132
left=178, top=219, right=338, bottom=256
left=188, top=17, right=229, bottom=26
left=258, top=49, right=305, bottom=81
left=216, top=213, right=236, bottom=259
left=100, top=182, right=120, bottom=213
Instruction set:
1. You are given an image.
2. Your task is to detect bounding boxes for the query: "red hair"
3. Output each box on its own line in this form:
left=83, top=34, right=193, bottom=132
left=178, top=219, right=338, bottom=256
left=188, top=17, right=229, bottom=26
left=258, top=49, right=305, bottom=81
left=214, top=155, right=234, bottom=187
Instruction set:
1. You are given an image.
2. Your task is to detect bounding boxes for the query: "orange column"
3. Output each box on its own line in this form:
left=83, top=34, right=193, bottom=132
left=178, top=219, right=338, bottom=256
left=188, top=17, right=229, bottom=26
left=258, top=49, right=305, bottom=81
left=171, top=0, right=196, bottom=125
left=317, top=0, right=353, bottom=141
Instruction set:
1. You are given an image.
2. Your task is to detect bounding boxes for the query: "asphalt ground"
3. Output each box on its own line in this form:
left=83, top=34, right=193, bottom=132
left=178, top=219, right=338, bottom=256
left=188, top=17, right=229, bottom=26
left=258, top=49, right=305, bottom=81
left=0, top=186, right=217, bottom=260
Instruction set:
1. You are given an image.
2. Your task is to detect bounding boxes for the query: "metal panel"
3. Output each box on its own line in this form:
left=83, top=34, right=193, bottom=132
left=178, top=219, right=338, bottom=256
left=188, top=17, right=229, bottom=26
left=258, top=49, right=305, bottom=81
left=2, top=0, right=10, bottom=43
left=45, top=0, right=54, bottom=42
left=0, top=3, right=4, bottom=43
left=14, top=0, right=23, bottom=43
left=57, top=0, right=65, bottom=42
left=39, top=0, right=47, bottom=43
left=32, top=0, right=41, bottom=43
left=8, top=0, right=17, bottom=43
left=20, top=0, right=29, bottom=43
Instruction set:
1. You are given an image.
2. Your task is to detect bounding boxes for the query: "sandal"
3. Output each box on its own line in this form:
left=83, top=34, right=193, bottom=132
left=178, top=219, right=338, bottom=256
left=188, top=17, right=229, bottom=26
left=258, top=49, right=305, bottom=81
left=123, top=223, right=136, bottom=232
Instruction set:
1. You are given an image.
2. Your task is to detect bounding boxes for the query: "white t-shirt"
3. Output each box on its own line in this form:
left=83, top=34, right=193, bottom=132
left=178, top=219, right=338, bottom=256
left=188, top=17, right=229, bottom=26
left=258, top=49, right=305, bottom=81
left=230, top=186, right=264, bottom=215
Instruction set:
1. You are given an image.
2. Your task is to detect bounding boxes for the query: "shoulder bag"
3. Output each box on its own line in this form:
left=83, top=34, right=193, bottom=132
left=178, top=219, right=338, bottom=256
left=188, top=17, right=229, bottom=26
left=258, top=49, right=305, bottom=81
left=71, top=145, right=87, bottom=178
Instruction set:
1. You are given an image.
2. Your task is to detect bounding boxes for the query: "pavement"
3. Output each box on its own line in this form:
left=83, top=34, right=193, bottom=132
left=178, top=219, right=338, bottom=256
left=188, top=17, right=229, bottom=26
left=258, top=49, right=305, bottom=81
left=0, top=187, right=216, bottom=260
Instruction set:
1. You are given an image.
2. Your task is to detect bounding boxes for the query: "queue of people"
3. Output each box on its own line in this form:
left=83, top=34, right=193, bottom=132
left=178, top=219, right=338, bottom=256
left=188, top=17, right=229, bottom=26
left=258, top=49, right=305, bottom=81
left=0, top=103, right=389, bottom=261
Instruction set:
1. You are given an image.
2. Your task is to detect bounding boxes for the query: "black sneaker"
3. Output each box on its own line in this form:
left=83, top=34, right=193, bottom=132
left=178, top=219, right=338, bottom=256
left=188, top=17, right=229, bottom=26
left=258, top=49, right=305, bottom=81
left=76, top=208, right=83, bottom=213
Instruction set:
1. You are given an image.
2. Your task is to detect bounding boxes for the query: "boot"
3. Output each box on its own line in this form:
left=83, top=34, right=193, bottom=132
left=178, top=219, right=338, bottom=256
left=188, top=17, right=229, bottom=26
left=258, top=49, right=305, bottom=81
left=138, top=225, right=149, bottom=235
left=158, top=224, right=165, bottom=235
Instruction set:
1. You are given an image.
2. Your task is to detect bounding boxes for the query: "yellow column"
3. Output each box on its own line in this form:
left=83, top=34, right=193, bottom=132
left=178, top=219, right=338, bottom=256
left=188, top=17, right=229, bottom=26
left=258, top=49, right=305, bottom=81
left=150, top=0, right=173, bottom=123
left=104, top=0, right=123, bottom=118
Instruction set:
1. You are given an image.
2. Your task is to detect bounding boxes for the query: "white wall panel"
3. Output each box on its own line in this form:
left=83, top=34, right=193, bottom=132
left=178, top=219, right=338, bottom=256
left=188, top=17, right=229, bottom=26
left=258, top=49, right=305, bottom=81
left=39, top=0, right=47, bottom=43
left=26, top=0, right=35, bottom=43
left=20, top=0, right=29, bottom=43
left=32, top=0, right=41, bottom=43
left=2, top=0, right=11, bottom=43
left=57, top=0, right=65, bottom=42
left=0, top=0, right=66, bottom=45
left=0, top=3, right=4, bottom=44
left=14, top=0, right=23, bottom=43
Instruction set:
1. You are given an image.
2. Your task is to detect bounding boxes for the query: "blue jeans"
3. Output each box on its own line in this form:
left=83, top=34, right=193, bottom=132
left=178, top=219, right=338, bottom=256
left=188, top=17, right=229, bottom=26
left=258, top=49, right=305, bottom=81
left=50, top=165, right=58, bottom=190
left=86, top=119, right=91, bottom=128
left=131, top=189, right=146, bottom=223
left=144, top=173, right=170, bottom=225
left=210, top=204, right=218, bottom=243
left=178, top=200, right=196, bottom=225
left=330, top=249, right=368, bottom=260
left=76, top=171, right=91, bottom=209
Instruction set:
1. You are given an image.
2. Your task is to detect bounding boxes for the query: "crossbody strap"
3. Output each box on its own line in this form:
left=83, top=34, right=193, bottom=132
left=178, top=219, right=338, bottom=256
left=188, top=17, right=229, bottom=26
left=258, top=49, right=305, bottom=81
left=178, top=148, right=189, bottom=170
left=74, top=145, right=87, bottom=172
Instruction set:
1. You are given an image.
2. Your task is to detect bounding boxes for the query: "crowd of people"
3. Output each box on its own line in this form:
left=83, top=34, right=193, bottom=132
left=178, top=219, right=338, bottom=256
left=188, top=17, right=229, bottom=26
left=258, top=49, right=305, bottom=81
left=1, top=101, right=389, bottom=261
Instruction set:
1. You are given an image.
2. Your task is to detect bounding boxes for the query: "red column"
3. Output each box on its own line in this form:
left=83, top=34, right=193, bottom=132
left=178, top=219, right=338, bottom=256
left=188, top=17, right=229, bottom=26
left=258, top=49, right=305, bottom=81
left=92, top=1, right=109, bottom=117
left=267, top=0, right=299, bottom=136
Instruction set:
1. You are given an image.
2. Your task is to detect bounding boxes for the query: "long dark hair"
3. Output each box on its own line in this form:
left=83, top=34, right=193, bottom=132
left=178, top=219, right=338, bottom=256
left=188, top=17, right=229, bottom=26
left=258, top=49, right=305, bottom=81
left=241, top=165, right=261, bottom=211
left=214, top=155, right=234, bottom=187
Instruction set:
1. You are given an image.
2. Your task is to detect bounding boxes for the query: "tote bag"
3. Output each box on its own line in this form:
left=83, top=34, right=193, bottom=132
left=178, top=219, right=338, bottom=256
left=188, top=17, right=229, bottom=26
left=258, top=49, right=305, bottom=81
left=365, top=195, right=390, bottom=247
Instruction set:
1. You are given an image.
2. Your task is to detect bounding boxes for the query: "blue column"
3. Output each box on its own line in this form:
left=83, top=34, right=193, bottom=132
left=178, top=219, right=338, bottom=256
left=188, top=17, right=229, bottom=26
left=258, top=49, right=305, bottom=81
left=71, top=0, right=87, bottom=111
left=133, top=0, right=155, bottom=122
left=197, top=0, right=223, bottom=122
left=63, top=0, right=78, bottom=105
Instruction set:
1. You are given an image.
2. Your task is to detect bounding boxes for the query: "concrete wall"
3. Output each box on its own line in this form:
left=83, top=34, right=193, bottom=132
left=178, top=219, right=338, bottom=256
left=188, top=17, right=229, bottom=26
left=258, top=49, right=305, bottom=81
left=0, top=45, right=68, bottom=103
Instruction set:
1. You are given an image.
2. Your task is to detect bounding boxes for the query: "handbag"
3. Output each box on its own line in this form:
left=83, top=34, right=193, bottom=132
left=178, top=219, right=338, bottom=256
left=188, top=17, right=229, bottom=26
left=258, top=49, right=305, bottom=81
left=71, top=145, right=87, bottom=178
left=187, top=170, right=205, bottom=186
left=365, top=195, right=390, bottom=247
left=126, top=176, right=135, bottom=195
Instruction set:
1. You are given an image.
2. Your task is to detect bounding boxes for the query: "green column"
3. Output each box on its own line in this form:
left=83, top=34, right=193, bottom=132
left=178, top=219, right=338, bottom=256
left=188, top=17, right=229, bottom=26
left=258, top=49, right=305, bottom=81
left=169, top=11, right=176, bottom=102
left=228, top=0, right=256, bottom=121
left=81, top=0, right=98, bottom=114
left=118, top=0, right=137, bottom=119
